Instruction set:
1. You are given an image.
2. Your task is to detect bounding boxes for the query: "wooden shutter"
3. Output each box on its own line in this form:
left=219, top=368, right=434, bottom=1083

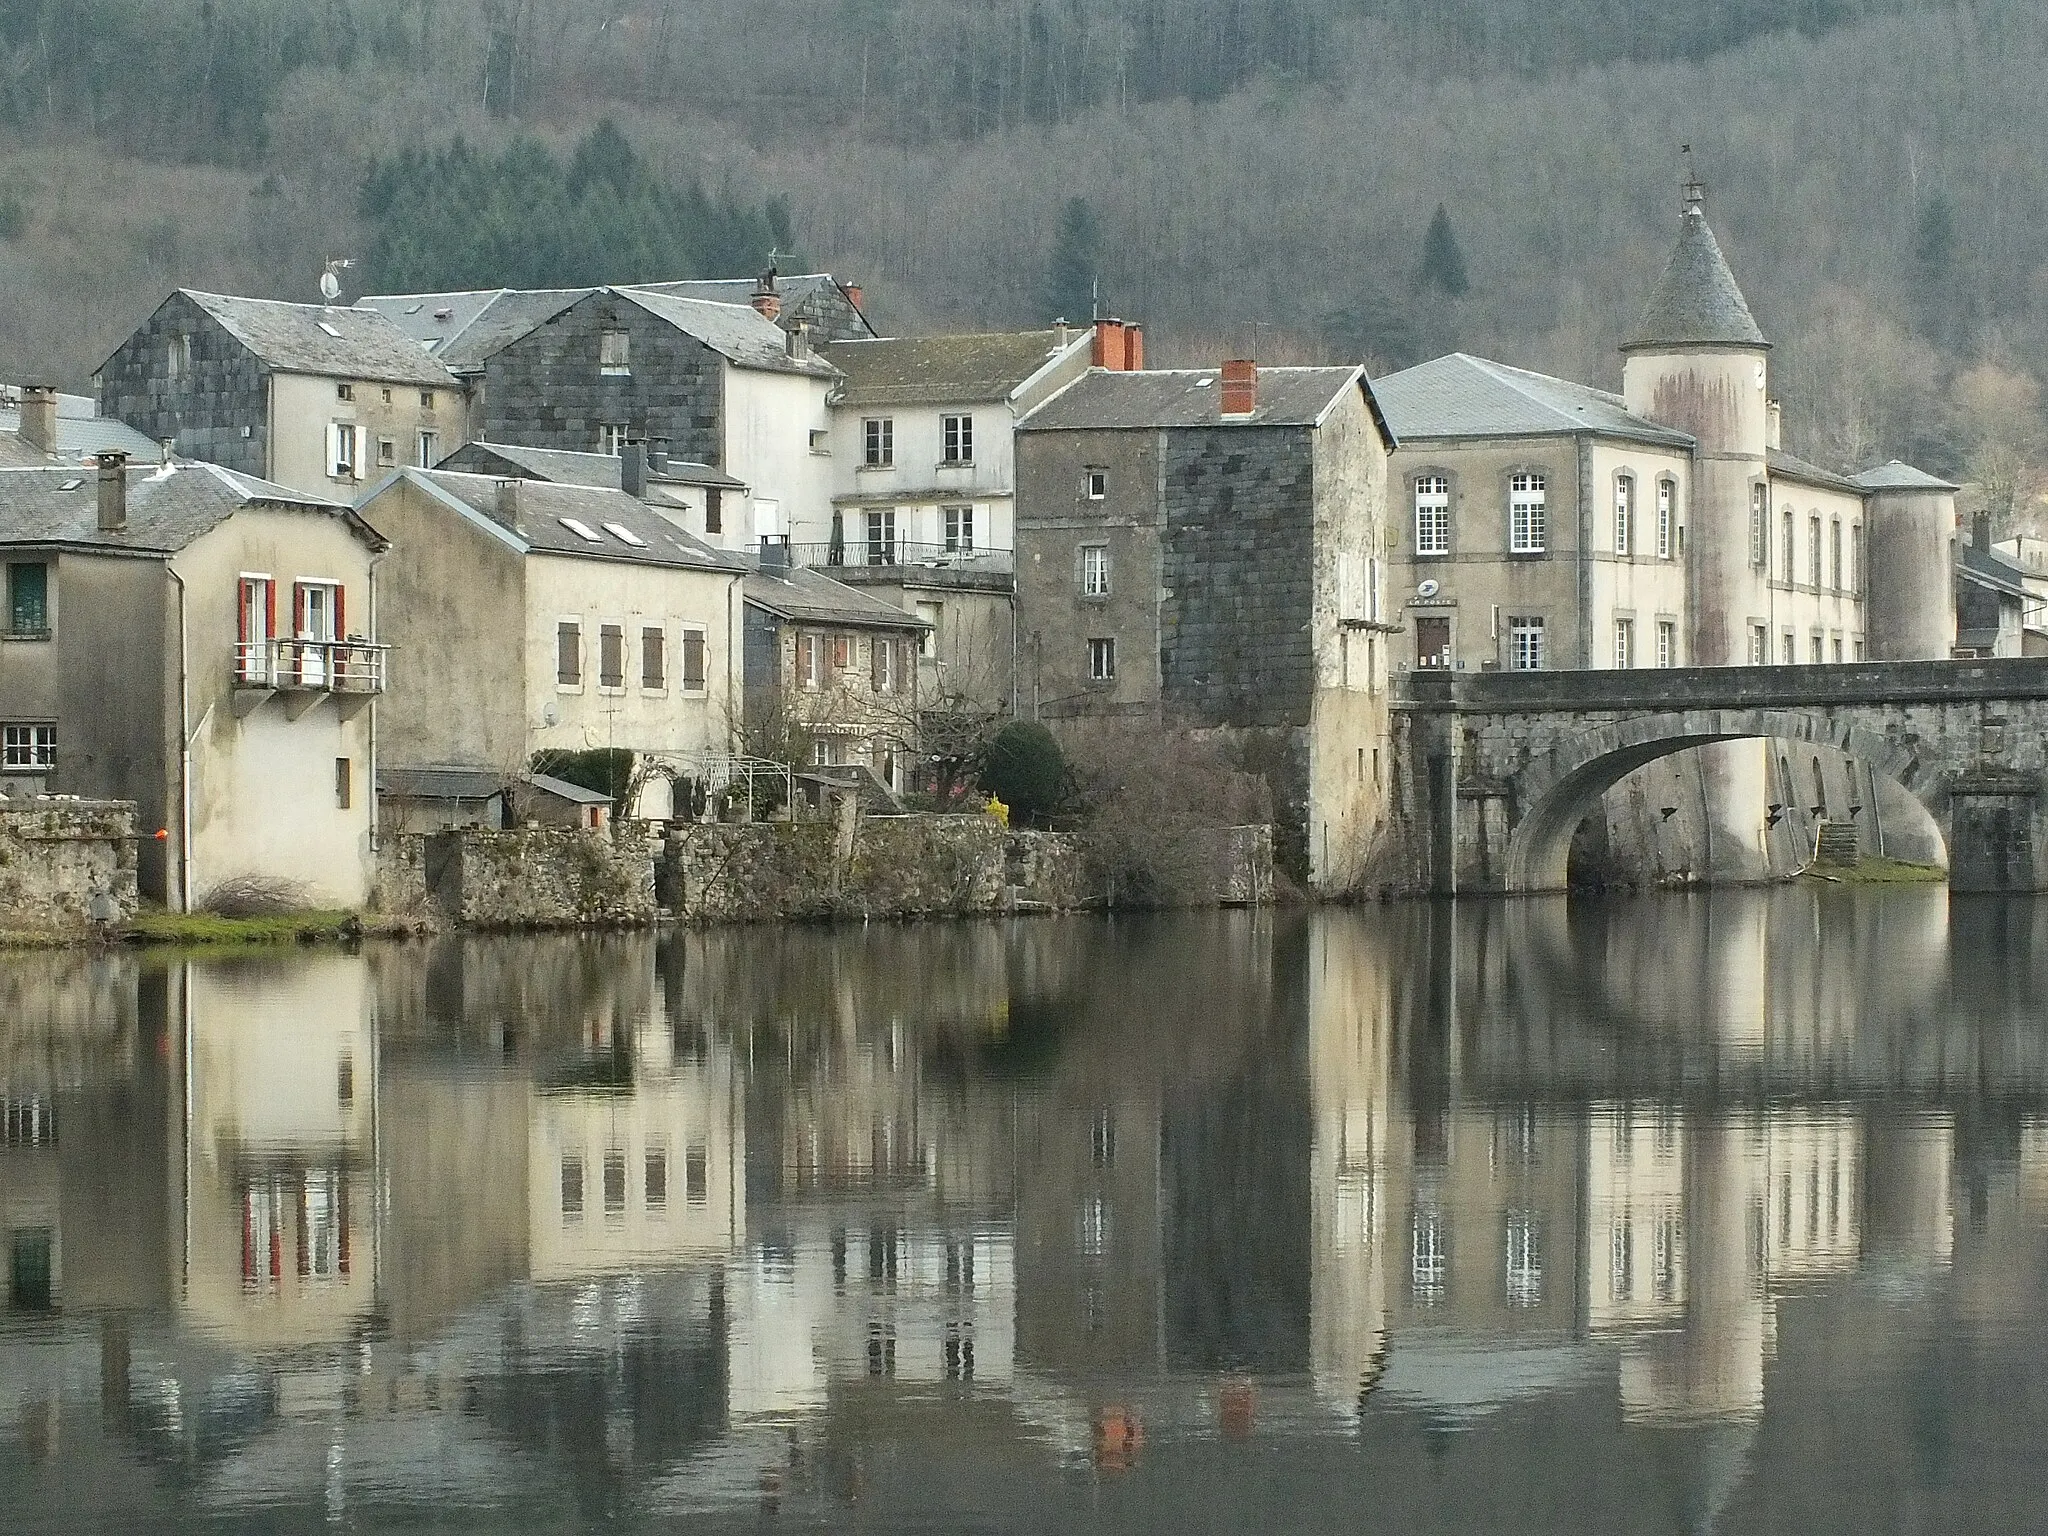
left=334, top=584, right=346, bottom=639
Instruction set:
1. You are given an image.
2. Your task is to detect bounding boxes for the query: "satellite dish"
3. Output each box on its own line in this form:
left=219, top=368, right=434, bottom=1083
left=1417, top=579, right=1441, bottom=599
left=319, top=270, right=341, bottom=304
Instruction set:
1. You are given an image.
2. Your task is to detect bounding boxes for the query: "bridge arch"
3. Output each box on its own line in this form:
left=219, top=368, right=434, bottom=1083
left=1502, top=709, right=1947, bottom=893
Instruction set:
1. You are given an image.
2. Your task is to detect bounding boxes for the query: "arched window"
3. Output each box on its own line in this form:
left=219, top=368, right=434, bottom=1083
left=1614, top=474, right=1635, bottom=556
left=1750, top=484, right=1768, bottom=567
left=1510, top=473, right=1547, bottom=554
left=1808, top=515, right=1822, bottom=587
left=1830, top=520, right=1843, bottom=590
left=1414, top=474, right=1451, bottom=556
left=1656, top=480, right=1675, bottom=559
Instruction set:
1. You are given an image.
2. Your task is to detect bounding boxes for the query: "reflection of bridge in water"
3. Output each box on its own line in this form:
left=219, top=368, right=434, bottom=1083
left=1395, top=659, right=2048, bottom=893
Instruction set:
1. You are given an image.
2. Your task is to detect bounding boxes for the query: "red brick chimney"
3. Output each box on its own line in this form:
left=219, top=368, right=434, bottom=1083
left=840, top=282, right=864, bottom=313
left=1124, top=324, right=1144, bottom=371
left=1091, top=319, right=1124, bottom=369
left=750, top=270, right=781, bottom=322
left=1220, top=359, right=1257, bottom=416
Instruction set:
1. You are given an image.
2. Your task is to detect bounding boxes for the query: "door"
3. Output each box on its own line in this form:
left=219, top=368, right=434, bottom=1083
left=295, top=581, right=340, bottom=686
left=237, top=577, right=273, bottom=683
left=1416, top=616, right=1452, bottom=669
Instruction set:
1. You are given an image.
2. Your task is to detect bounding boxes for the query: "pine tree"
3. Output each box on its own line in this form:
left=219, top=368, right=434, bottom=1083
left=1416, top=204, right=1471, bottom=298
left=1043, top=197, right=1103, bottom=323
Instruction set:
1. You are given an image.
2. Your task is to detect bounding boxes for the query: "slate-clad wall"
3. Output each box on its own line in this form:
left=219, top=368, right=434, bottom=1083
left=1161, top=425, right=1317, bottom=729
left=96, top=293, right=267, bottom=477
left=480, top=293, right=723, bottom=464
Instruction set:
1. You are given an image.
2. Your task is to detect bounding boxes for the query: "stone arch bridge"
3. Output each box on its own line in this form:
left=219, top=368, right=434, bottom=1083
left=1393, top=659, right=2048, bottom=894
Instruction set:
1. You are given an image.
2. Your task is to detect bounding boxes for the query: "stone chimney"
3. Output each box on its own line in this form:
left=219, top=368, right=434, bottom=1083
left=1220, top=359, right=1257, bottom=416
left=492, top=478, right=523, bottom=535
left=750, top=270, right=782, bottom=323
left=1974, top=510, right=1993, bottom=553
left=1765, top=399, right=1783, bottom=452
left=18, top=386, right=57, bottom=453
left=787, top=321, right=812, bottom=362
left=620, top=442, right=646, bottom=499
left=96, top=451, right=129, bottom=532
left=758, top=534, right=791, bottom=575
left=647, top=447, right=669, bottom=476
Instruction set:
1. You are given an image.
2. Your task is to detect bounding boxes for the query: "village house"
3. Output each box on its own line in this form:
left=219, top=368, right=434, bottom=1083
left=0, top=453, right=387, bottom=908
left=0, top=384, right=157, bottom=466
left=434, top=439, right=752, bottom=557
left=358, top=278, right=840, bottom=542
left=1014, top=361, right=1398, bottom=892
left=95, top=291, right=462, bottom=499
left=356, top=468, right=745, bottom=823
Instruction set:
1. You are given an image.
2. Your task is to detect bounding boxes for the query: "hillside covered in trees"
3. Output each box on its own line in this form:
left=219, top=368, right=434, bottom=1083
left=2, top=0, right=2044, bottom=511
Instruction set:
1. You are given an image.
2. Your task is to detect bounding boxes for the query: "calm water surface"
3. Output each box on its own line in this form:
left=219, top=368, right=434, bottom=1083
left=4, top=890, right=2048, bottom=1532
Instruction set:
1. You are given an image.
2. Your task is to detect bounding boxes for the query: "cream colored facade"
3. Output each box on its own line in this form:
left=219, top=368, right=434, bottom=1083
left=269, top=370, right=456, bottom=500
left=726, top=365, right=837, bottom=545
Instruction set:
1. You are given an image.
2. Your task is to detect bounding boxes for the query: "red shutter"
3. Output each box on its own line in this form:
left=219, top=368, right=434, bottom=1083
left=237, top=580, right=251, bottom=646
left=265, top=579, right=277, bottom=643
left=293, top=583, right=307, bottom=638
left=334, top=584, right=346, bottom=639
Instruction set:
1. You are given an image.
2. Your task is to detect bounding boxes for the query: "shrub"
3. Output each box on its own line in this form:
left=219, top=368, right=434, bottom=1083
left=977, top=722, right=1068, bottom=826
left=198, top=873, right=315, bottom=917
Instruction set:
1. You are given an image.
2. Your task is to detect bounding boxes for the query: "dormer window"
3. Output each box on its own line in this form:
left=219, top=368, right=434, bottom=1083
left=600, top=329, right=631, bottom=376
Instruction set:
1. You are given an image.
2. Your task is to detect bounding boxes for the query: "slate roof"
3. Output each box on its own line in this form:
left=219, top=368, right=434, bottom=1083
left=438, top=440, right=747, bottom=491
left=378, top=766, right=509, bottom=801
left=0, top=462, right=366, bottom=556
left=1372, top=353, right=1694, bottom=448
left=526, top=772, right=613, bottom=806
left=1624, top=205, right=1768, bottom=351
left=180, top=292, right=460, bottom=388
left=745, top=564, right=931, bottom=630
left=1851, top=460, right=1959, bottom=493
left=1767, top=448, right=1863, bottom=495
left=617, top=289, right=839, bottom=378
left=0, top=410, right=159, bottom=468
left=824, top=330, right=1072, bottom=407
left=1021, top=366, right=1369, bottom=432
left=400, top=469, right=743, bottom=572
left=1959, top=540, right=2031, bottom=598
left=631, top=273, right=877, bottom=336
left=359, top=288, right=589, bottom=372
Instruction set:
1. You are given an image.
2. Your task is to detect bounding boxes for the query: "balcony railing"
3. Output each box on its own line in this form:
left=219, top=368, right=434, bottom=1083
left=235, top=639, right=389, bottom=694
left=792, top=540, right=1014, bottom=576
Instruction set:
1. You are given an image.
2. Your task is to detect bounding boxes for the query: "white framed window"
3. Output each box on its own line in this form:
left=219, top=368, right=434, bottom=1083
left=1750, top=484, right=1768, bottom=567
left=1414, top=474, right=1450, bottom=556
left=797, top=631, right=823, bottom=690
left=1749, top=623, right=1769, bottom=665
left=1809, top=516, right=1823, bottom=588
left=376, top=436, right=396, bottom=468
left=1509, top=472, right=1546, bottom=553
left=863, top=417, right=893, bottom=467
left=1613, top=616, right=1634, bottom=668
left=2, top=723, right=54, bottom=771
left=1614, top=474, right=1634, bottom=556
left=1656, top=480, right=1675, bottom=559
left=1656, top=620, right=1676, bottom=668
left=1830, top=520, right=1843, bottom=590
left=417, top=429, right=439, bottom=467
left=914, top=600, right=941, bottom=657
left=599, top=423, right=630, bottom=456
left=1831, top=634, right=1844, bottom=664
left=1084, top=467, right=1107, bottom=500
left=1853, top=636, right=1866, bottom=661
left=1509, top=616, right=1545, bottom=670
left=941, top=413, right=973, bottom=465
left=1411, top=1207, right=1446, bottom=1301
left=864, top=508, right=896, bottom=564
left=871, top=636, right=899, bottom=693
left=681, top=627, right=707, bottom=691
left=1088, top=637, right=1116, bottom=681
left=1851, top=525, right=1863, bottom=594
left=599, top=328, right=630, bottom=376
left=944, top=505, right=974, bottom=552
left=1810, top=632, right=1825, bottom=665
left=327, top=422, right=358, bottom=480
left=1079, top=544, right=1110, bottom=597
left=1781, top=631, right=1795, bottom=665
left=1782, top=510, right=1795, bottom=582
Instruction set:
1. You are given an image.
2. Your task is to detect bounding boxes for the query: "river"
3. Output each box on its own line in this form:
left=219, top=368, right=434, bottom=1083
left=3, top=889, right=2047, bottom=1531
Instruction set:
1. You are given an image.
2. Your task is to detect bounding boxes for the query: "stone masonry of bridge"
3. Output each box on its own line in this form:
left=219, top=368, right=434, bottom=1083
left=1389, top=659, right=2048, bottom=894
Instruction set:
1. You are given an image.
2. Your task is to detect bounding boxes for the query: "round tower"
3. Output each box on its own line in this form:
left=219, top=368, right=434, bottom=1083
left=1620, top=179, right=1770, bottom=667
left=1854, top=461, right=1958, bottom=660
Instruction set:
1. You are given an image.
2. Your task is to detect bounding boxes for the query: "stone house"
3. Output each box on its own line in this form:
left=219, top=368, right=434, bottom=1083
left=0, top=454, right=388, bottom=908
left=356, top=468, right=746, bottom=822
left=359, top=279, right=839, bottom=541
left=1014, top=362, right=1398, bottom=892
left=1956, top=517, right=2033, bottom=658
left=743, top=543, right=931, bottom=795
left=95, top=291, right=461, bottom=499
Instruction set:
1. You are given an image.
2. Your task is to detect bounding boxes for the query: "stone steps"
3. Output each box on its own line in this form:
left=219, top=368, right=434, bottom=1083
left=1814, top=819, right=1861, bottom=868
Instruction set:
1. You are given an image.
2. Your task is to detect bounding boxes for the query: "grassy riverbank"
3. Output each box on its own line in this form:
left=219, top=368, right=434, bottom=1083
left=119, top=909, right=364, bottom=945
left=1802, top=857, right=1947, bottom=885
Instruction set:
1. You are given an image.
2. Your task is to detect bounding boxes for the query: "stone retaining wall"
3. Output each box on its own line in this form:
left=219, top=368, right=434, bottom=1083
left=0, top=799, right=138, bottom=929
left=379, top=827, right=658, bottom=928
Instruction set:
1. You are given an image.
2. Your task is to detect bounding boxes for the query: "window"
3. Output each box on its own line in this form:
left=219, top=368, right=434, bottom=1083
left=1085, top=467, right=1107, bottom=500
left=1509, top=616, right=1545, bottom=670
left=1657, top=620, right=1676, bottom=668
left=681, top=628, right=706, bottom=691
left=941, top=413, right=973, bottom=465
left=1657, top=481, right=1675, bottom=559
left=1831, top=635, right=1844, bottom=664
left=831, top=635, right=853, bottom=671
left=2, top=725, right=54, bottom=771
left=1809, top=516, right=1823, bottom=587
left=599, top=623, right=625, bottom=689
left=420, top=390, right=435, bottom=411
left=705, top=488, right=723, bottom=535
left=809, top=429, right=829, bottom=453
left=872, top=636, right=898, bottom=693
left=1080, top=544, right=1110, bottom=597
left=1614, top=474, right=1634, bottom=556
left=381, top=388, right=392, bottom=404
left=1750, top=484, right=1768, bottom=566
left=334, top=757, right=351, bottom=809
left=1411, top=1208, right=1447, bottom=1300
left=686, top=1143, right=708, bottom=1205
left=645, top=1149, right=668, bottom=1210
left=336, top=382, right=354, bottom=402
left=1613, top=616, right=1635, bottom=668
left=863, top=417, right=893, bottom=466
left=417, top=429, right=439, bottom=467
left=237, top=576, right=273, bottom=680
left=1810, top=632, right=1825, bottom=665
left=1509, top=472, right=1546, bottom=553
left=376, top=437, right=396, bottom=468
left=1853, top=637, right=1866, bottom=661
left=1414, top=474, right=1451, bottom=556
left=327, top=422, right=357, bottom=480
left=944, top=505, right=974, bottom=552
left=7, top=562, right=48, bottom=636
left=561, top=1155, right=584, bottom=1218
left=798, top=631, right=823, bottom=690
left=1830, top=520, right=1843, bottom=590
left=1852, top=525, right=1863, bottom=594
left=1505, top=1212, right=1543, bottom=1307
left=1782, top=631, right=1795, bottom=665
left=167, top=333, right=191, bottom=379
left=915, top=601, right=941, bottom=656
left=600, top=328, right=630, bottom=375
left=641, top=626, right=665, bottom=689
left=1749, top=623, right=1769, bottom=665
left=1088, top=637, right=1116, bottom=681
left=864, top=508, right=896, bottom=564
left=603, top=1151, right=627, bottom=1217
left=1782, top=510, right=1794, bottom=581
left=556, top=620, right=582, bottom=686
left=599, top=423, right=630, bottom=456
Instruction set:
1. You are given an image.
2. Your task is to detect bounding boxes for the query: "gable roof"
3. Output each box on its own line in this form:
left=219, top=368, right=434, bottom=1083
left=393, top=469, right=744, bottom=573
left=824, top=330, right=1077, bottom=407
left=1851, top=460, right=1958, bottom=493
left=1767, top=448, right=1863, bottom=495
left=0, top=462, right=368, bottom=557
left=439, top=440, right=746, bottom=492
left=630, top=273, right=878, bottom=339
left=0, top=408, right=159, bottom=468
left=359, top=288, right=589, bottom=372
left=1959, top=539, right=2031, bottom=599
left=1624, top=203, right=1768, bottom=352
left=745, top=563, right=931, bottom=630
left=616, top=288, right=839, bottom=378
left=1020, top=366, right=1369, bottom=432
left=174, top=292, right=460, bottom=388
left=1372, top=353, right=1693, bottom=449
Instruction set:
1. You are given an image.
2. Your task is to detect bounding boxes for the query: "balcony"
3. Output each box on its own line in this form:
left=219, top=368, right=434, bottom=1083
left=791, top=541, right=1014, bottom=587
left=234, top=639, right=389, bottom=719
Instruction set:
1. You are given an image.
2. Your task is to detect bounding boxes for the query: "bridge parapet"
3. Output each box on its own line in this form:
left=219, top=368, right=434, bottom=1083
left=1396, top=658, right=2048, bottom=714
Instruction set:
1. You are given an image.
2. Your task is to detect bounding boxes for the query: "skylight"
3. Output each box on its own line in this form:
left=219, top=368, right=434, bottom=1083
left=405, top=302, right=423, bottom=315
left=559, top=517, right=604, bottom=542
left=603, top=521, right=648, bottom=548
left=317, top=321, right=342, bottom=338
left=59, top=478, right=83, bottom=492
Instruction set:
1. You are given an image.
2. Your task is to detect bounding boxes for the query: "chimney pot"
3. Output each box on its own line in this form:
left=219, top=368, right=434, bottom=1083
left=1220, top=359, right=1258, bottom=416
left=1091, top=319, right=1126, bottom=370
left=1126, top=323, right=1144, bottom=371
left=750, top=270, right=782, bottom=323
left=647, top=447, right=669, bottom=475
left=620, top=442, right=646, bottom=499
left=493, top=478, right=522, bottom=534
left=842, top=284, right=863, bottom=313
left=19, top=386, right=58, bottom=454
left=787, top=321, right=811, bottom=361
left=1765, top=398, right=1783, bottom=452
left=1975, top=511, right=1993, bottom=553
left=96, top=450, right=129, bottom=532
left=758, top=534, right=791, bottom=574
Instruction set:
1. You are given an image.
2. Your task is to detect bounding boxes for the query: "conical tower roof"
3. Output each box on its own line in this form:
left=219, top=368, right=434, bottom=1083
left=1624, top=189, right=1767, bottom=351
